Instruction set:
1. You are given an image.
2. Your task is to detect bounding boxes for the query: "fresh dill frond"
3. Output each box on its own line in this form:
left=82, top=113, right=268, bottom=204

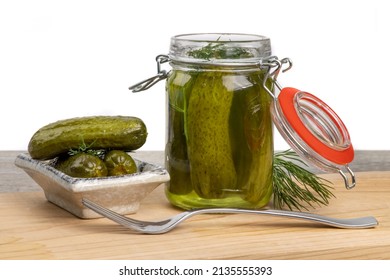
left=188, top=42, right=253, bottom=60
left=272, top=150, right=335, bottom=211
left=68, top=138, right=105, bottom=158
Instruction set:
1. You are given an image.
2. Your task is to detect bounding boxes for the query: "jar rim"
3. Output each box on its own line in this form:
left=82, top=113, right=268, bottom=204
left=172, top=33, right=270, bottom=43
left=169, top=33, right=272, bottom=65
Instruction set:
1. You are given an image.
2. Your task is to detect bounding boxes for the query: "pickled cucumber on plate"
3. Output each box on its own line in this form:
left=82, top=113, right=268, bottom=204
left=55, top=153, right=108, bottom=178
left=28, top=116, right=147, bottom=160
left=104, top=150, right=137, bottom=176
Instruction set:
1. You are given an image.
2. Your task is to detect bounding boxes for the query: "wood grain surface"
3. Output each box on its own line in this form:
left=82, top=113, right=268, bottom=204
left=0, top=171, right=389, bottom=260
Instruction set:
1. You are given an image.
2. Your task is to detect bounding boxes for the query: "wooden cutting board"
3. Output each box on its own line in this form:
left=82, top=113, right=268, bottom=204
left=0, top=171, right=389, bottom=260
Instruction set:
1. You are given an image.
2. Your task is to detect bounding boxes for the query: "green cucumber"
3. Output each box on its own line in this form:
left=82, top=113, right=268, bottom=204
left=28, top=116, right=147, bottom=160
left=104, top=150, right=137, bottom=176
left=55, top=153, right=108, bottom=178
left=240, top=81, right=273, bottom=203
left=166, top=70, right=198, bottom=195
left=186, top=71, right=237, bottom=199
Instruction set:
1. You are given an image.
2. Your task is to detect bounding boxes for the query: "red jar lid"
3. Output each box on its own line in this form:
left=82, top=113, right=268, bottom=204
left=272, top=87, right=354, bottom=170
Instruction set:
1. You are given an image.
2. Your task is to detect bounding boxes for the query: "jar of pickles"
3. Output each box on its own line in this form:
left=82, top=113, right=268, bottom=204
left=163, top=33, right=275, bottom=209
left=129, top=33, right=356, bottom=210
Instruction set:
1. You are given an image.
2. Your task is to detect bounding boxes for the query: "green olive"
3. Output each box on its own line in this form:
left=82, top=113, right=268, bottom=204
left=104, top=150, right=137, bottom=176
left=55, top=153, right=108, bottom=178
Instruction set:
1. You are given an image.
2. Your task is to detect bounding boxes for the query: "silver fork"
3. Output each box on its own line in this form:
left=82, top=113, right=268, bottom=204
left=82, top=198, right=378, bottom=234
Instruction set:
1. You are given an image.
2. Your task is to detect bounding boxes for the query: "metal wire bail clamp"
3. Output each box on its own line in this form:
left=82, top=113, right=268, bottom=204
left=262, top=57, right=356, bottom=190
left=129, top=55, right=170, bottom=92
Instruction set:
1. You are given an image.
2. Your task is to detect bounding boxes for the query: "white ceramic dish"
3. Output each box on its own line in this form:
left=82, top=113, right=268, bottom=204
left=15, top=153, right=170, bottom=219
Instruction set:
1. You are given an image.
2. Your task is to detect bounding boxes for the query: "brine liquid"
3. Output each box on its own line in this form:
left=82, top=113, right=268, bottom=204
left=165, top=68, right=273, bottom=209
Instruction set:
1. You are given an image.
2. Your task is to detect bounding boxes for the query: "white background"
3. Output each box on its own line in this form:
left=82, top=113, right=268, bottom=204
left=1, top=260, right=389, bottom=280
left=1, top=0, right=389, bottom=151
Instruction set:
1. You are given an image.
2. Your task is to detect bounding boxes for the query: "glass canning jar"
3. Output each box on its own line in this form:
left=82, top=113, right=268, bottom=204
left=129, top=32, right=356, bottom=211
left=165, top=33, right=274, bottom=209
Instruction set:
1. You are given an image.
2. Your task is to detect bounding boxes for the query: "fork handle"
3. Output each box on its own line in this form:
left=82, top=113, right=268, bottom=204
left=187, top=208, right=378, bottom=229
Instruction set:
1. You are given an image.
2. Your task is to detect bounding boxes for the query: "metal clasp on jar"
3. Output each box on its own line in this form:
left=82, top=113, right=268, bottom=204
left=129, top=55, right=170, bottom=92
left=262, top=57, right=356, bottom=190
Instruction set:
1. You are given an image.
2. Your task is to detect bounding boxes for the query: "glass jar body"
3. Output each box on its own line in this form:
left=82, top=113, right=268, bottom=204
left=165, top=63, right=274, bottom=209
